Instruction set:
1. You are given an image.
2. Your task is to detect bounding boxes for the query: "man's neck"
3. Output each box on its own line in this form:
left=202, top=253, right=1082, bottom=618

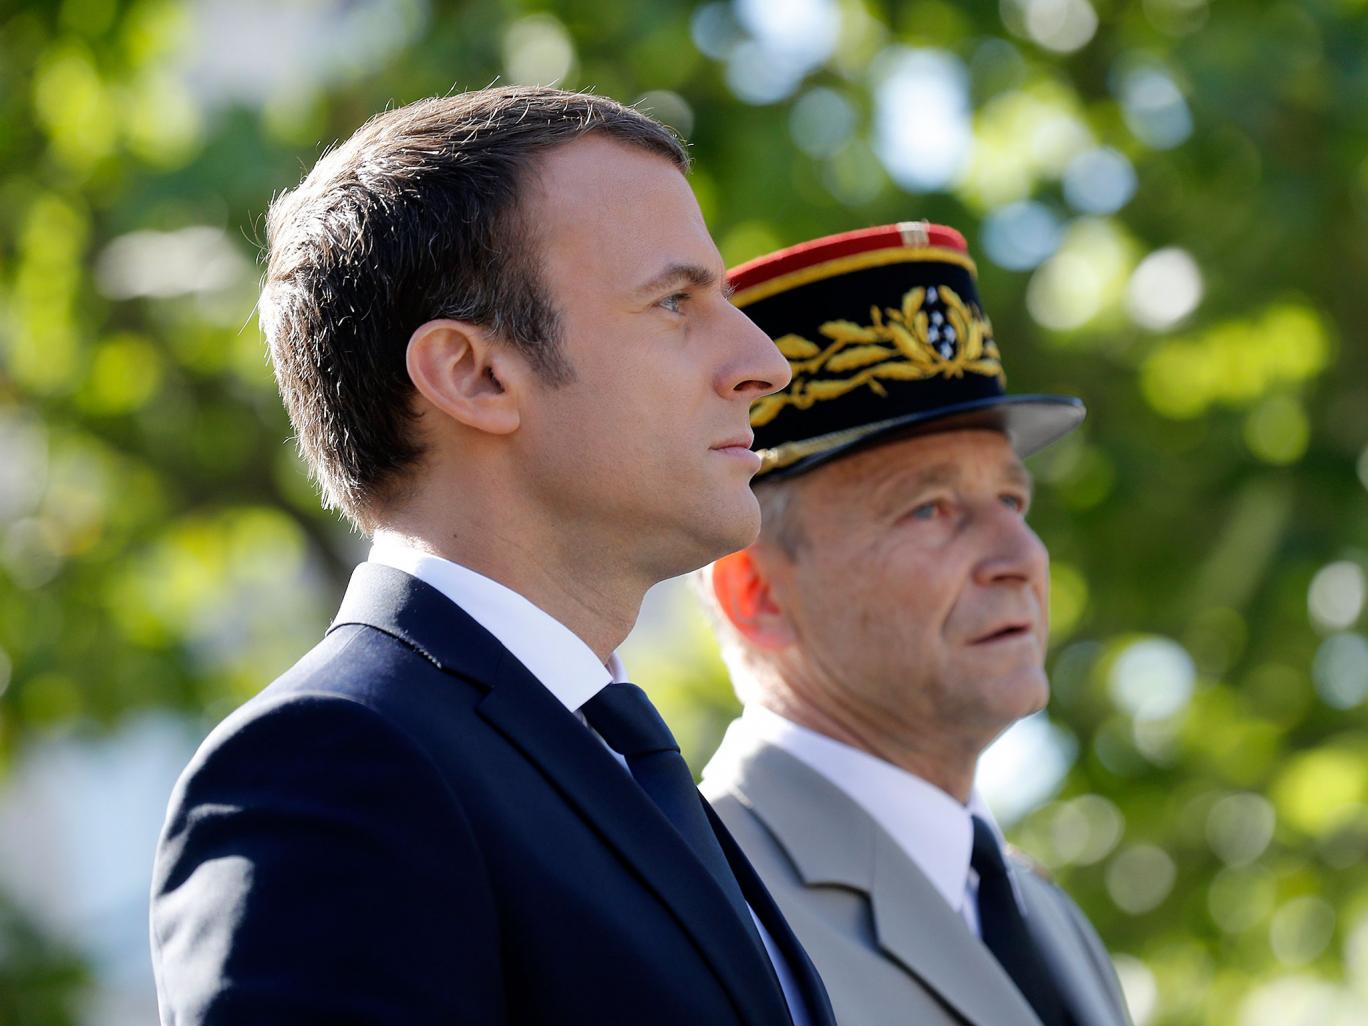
left=757, top=693, right=981, bottom=805
left=371, top=518, right=644, bottom=664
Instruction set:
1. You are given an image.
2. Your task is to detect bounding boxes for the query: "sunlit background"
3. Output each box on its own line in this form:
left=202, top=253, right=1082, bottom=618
left=2, top=1, right=1366, bottom=1024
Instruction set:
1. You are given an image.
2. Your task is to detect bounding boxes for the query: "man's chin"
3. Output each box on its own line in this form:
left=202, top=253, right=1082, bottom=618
left=1017, top=674, right=1051, bottom=718
left=981, top=669, right=1050, bottom=721
left=676, top=493, right=762, bottom=574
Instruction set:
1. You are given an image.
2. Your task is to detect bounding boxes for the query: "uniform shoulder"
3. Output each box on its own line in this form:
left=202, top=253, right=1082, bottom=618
left=1005, top=843, right=1056, bottom=885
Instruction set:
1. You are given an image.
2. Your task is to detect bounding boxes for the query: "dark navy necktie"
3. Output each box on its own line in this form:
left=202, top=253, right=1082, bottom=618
left=581, top=682, right=763, bottom=946
left=971, top=816, right=1071, bottom=1026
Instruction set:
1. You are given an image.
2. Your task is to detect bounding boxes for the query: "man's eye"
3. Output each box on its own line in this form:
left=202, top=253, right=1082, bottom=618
left=1001, top=494, right=1027, bottom=512
left=659, top=293, right=687, bottom=314
left=909, top=501, right=939, bottom=521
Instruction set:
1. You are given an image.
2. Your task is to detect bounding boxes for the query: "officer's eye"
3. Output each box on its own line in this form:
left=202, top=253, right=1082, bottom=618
left=659, top=292, right=688, bottom=314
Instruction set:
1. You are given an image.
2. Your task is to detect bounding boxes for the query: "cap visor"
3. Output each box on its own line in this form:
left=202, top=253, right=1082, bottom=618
left=759, top=394, right=1086, bottom=480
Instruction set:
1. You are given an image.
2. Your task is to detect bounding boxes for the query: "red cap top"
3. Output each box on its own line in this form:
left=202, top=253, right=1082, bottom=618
left=728, top=222, right=969, bottom=306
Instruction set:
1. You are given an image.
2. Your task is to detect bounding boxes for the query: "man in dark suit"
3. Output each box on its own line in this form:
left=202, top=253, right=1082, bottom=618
left=150, top=86, right=834, bottom=1026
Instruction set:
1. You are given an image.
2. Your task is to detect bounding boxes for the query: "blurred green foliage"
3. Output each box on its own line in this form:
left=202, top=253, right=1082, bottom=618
left=1, top=0, right=1366, bottom=1023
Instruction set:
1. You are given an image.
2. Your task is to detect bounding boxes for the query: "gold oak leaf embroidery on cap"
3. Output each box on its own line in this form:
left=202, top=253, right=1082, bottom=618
left=751, top=285, right=1007, bottom=428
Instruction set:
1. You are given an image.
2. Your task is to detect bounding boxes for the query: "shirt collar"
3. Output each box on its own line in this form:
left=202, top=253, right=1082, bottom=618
left=367, top=539, right=625, bottom=712
left=735, top=703, right=1001, bottom=916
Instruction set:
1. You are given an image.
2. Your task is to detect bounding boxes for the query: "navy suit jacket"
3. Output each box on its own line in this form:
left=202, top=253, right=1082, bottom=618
left=151, top=562, right=835, bottom=1025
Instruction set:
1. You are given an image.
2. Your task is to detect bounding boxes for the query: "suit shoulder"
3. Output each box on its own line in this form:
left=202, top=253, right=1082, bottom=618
left=1006, top=844, right=1056, bottom=885
left=206, top=621, right=481, bottom=753
left=263, top=620, right=451, bottom=703
left=174, top=623, right=483, bottom=819
left=172, top=685, right=452, bottom=820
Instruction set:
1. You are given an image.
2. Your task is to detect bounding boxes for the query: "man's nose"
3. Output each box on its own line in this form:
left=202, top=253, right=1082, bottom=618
left=720, top=302, right=792, bottom=399
left=974, top=507, right=1049, bottom=586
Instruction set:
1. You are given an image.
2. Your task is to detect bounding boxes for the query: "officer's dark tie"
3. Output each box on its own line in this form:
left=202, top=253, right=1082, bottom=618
left=581, top=682, right=762, bottom=943
left=971, top=815, right=1071, bottom=1026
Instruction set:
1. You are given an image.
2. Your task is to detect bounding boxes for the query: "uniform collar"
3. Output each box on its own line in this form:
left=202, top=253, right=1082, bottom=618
left=730, top=703, right=1004, bottom=918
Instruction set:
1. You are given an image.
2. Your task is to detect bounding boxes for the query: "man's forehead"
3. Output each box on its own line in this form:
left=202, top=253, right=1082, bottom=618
left=816, top=430, right=1032, bottom=495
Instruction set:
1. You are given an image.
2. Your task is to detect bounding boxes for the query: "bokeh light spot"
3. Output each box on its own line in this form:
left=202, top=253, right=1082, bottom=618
left=1048, top=793, right=1125, bottom=865
left=982, top=200, right=1063, bottom=271
left=1206, top=792, right=1276, bottom=866
left=1307, top=561, right=1365, bottom=633
left=1140, top=303, right=1329, bottom=419
left=1062, top=146, right=1138, bottom=214
left=96, top=227, right=250, bottom=301
left=735, top=0, right=839, bottom=68
left=1048, top=561, right=1089, bottom=641
left=978, top=712, right=1078, bottom=824
left=1001, top=0, right=1099, bottom=54
left=1109, top=636, right=1196, bottom=721
left=1272, top=744, right=1367, bottom=836
left=873, top=48, right=971, bottom=191
left=81, top=335, right=164, bottom=415
left=0, top=412, right=49, bottom=525
left=1106, top=843, right=1177, bottom=914
left=691, top=2, right=743, bottom=59
left=502, top=13, right=576, bottom=86
left=1111, top=954, right=1158, bottom=1025
left=1209, top=865, right=1276, bottom=933
left=1238, top=974, right=1363, bottom=1026
left=789, top=87, right=856, bottom=158
left=635, top=90, right=694, bottom=140
left=1243, top=396, right=1310, bottom=465
left=1270, top=897, right=1336, bottom=967
left=1026, top=218, right=1132, bottom=332
left=726, top=40, right=808, bottom=104
left=1127, top=247, right=1203, bottom=330
left=1118, top=66, right=1193, bottom=149
left=1311, top=633, right=1368, bottom=709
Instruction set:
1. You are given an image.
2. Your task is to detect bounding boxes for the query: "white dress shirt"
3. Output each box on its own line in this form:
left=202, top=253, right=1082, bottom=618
left=366, top=541, right=808, bottom=1026
left=709, top=702, right=1021, bottom=937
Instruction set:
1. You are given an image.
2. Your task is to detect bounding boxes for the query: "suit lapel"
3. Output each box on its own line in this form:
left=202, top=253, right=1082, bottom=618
left=1014, top=864, right=1127, bottom=1026
left=709, top=802, right=836, bottom=1026
left=331, top=564, right=793, bottom=1026
left=721, top=737, right=1043, bottom=1026
left=477, top=671, right=794, bottom=1026
left=868, top=827, right=1041, bottom=1026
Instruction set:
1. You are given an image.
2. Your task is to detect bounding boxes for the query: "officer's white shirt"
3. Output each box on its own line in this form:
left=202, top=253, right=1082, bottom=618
left=707, top=702, right=1021, bottom=937
left=367, top=540, right=808, bottom=1026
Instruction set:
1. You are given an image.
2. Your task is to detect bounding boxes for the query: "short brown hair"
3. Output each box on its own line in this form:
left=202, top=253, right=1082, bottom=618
left=260, top=86, right=689, bottom=530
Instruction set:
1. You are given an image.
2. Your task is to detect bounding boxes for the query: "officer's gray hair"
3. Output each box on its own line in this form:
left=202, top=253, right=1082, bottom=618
left=695, top=476, right=805, bottom=702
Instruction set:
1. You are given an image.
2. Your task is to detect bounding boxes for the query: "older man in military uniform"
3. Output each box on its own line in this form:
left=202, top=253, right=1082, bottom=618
left=700, top=223, right=1133, bottom=1026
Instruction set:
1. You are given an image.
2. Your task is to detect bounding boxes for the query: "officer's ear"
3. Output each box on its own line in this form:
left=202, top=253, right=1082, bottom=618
left=711, top=547, right=796, bottom=650
left=406, top=319, right=527, bottom=436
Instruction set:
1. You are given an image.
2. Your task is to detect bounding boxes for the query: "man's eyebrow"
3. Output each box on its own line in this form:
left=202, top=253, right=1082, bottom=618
left=908, top=463, right=961, bottom=490
left=631, top=262, right=721, bottom=300
left=867, top=461, right=960, bottom=511
left=1002, top=460, right=1034, bottom=493
left=867, top=455, right=1034, bottom=510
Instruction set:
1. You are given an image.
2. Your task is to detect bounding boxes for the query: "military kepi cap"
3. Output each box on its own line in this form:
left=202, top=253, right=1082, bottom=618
left=729, top=222, right=1086, bottom=479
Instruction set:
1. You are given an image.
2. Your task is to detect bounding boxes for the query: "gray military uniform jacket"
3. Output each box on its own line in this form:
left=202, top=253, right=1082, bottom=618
left=702, top=729, right=1133, bottom=1026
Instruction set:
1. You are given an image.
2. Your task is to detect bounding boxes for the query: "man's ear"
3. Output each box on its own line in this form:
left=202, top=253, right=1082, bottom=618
left=406, top=319, right=526, bottom=436
left=711, top=547, right=796, bottom=650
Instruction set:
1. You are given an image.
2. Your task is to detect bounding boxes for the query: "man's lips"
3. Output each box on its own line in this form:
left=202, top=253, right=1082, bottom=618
left=970, top=622, right=1034, bottom=644
left=710, top=434, right=761, bottom=470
